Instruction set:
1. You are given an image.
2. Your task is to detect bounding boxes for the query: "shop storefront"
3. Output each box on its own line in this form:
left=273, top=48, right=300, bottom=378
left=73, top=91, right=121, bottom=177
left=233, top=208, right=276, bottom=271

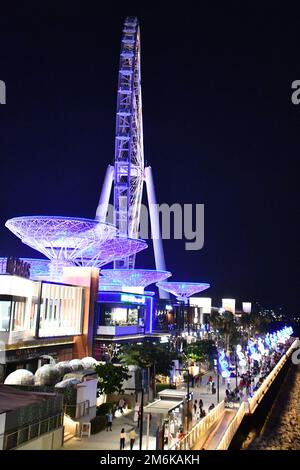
left=96, top=291, right=154, bottom=341
left=0, top=273, right=86, bottom=382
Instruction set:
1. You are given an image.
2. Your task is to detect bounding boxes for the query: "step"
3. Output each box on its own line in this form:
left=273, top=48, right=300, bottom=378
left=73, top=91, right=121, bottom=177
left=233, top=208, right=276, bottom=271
left=64, top=431, right=74, bottom=443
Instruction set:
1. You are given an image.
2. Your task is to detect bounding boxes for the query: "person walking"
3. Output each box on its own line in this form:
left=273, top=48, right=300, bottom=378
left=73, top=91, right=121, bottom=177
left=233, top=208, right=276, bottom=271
left=106, top=411, right=113, bottom=431
left=118, top=398, right=125, bottom=414
left=193, top=399, right=197, bottom=414
left=120, top=428, right=126, bottom=450
left=133, top=403, right=139, bottom=423
left=129, top=429, right=137, bottom=450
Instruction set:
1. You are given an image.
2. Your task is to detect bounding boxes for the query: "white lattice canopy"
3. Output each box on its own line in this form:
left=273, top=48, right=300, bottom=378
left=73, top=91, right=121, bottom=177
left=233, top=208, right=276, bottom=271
left=5, top=216, right=148, bottom=280
left=100, top=269, right=171, bottom=290
left=156, top=281, right=210, bottom=302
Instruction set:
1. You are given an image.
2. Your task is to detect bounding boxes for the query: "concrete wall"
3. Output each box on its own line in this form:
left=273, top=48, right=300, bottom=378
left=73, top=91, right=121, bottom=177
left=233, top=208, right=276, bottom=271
left=0, top=412, right=6, bottom=450
left=76, top=379, right=97, bottom=408
left=16, top=427, right=63, bottom=450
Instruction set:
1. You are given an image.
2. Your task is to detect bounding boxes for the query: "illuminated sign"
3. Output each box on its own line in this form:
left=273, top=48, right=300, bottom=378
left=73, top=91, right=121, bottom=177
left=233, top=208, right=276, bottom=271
left=218, top=350, right=231, bottom=378
left=222, top=298, right=236, bottom=314
left=242, top=302, right=252, bottom=314
left=121, top=293, right=145, bottom=304
left=6, top=256, right=30, bottom=279
left=160, top=336, right=169, bottom=344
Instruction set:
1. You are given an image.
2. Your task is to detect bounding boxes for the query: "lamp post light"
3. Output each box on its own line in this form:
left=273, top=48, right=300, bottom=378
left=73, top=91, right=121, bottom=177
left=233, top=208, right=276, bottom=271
left=126, top=385, right=144, bottom=450
left=235, top=349, right=238, bottom=390
left=175, top=368, right=191, bottom=432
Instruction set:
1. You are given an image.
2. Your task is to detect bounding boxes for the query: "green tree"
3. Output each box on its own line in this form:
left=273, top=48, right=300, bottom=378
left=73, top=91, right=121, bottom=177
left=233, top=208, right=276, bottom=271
left=119, top=341, right=176, bottom=376
left=94, top=363, right=131, bottom=396
left=210, top=310, right=241, bottom=353
left=185, top=340, right=218, bottom=368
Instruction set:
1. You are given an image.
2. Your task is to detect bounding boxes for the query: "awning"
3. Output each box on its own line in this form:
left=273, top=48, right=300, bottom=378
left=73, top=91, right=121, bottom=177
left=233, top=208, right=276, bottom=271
left=143, top=399, right=183, bottom=415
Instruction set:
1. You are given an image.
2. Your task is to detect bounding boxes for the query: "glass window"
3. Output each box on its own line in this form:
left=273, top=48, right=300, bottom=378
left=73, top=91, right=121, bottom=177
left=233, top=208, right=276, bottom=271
left=0, top=300, right=11, bottom=331
left=38, top=282, right=84, bottom=337
left=11, top=300, right=26, bottom=331
left=101, top=304, right=145, bottom=327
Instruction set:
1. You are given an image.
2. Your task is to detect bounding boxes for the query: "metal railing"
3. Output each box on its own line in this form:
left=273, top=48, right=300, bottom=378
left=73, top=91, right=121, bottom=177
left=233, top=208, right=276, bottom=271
left=169, top=400, right=225, bottom=450
left=216, top=339, right=299, bottom=450
left=63, top=400, right=90, bottom=419
left=1, top=412, right=64, bottom=450
left=247, top=339, right=298, bottom=414
left=216, top=402, right=246, bottom=450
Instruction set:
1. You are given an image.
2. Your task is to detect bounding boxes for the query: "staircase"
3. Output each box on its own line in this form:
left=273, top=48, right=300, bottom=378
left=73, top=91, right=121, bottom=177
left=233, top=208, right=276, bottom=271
left=64, top=430, right=75, bottom=443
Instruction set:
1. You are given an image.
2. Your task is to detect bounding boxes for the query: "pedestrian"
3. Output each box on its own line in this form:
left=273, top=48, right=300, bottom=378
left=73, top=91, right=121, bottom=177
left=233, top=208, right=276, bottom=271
left=137, top=407, right=141, bottom=428
left=111, top=403, right=116, bottom=417
left=193, top=399, right=197, bottom=414
left=206, top=380, right=212, bottom=393
left=177, top=426, right=185, bottom=440
left=118, top=398, right=125, bottom=414
left=133, top=403, right=139, bottom=423
left=199, top=399, right=203, bottom=409
left=106, top=411, right=113, bottom=431
left=129, top=428, right=137, bottom=450
left=120, top=428, right=126, bottom=450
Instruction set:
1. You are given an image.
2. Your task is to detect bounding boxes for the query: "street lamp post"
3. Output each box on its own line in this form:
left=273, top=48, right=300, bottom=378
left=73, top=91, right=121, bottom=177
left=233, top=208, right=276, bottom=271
left=139, top=385, right=144, bottom=450
left=125, top=386, right=144, bottom=450
left=175, top=368, right=190, bottom=431
left=235, top=351, right=238, bottom=389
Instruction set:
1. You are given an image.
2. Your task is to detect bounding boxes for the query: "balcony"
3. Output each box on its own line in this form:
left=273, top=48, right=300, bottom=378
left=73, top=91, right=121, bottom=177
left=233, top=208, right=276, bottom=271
left=97, top=325, right=144, bottom=337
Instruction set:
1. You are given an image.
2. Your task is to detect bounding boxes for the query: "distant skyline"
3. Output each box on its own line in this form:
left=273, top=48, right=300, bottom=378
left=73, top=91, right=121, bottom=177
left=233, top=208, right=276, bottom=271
left=0, top=3, right=299, bottom=313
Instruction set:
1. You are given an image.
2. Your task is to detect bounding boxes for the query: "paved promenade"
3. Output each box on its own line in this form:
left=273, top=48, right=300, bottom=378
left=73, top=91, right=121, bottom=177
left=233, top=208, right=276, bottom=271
left=62, top=370, right=231, bottom=451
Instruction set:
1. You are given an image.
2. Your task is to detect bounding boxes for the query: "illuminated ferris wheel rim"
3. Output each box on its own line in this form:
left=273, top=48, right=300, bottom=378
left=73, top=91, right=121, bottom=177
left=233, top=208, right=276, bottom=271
left=114, top=16, right=144, bottom=268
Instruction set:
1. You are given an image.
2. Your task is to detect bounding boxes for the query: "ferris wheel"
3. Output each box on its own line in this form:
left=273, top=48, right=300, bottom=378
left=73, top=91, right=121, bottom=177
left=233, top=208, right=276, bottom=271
left=113, top=16, right=144, bottom=268
left=96, top=17, right=168, bottom=295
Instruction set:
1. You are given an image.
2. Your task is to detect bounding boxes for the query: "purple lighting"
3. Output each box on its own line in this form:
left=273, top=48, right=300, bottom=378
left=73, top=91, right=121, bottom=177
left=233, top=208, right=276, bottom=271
left=5, top=216, right=147, bottom=279
left=100, top=269, right=172, bottom=290
left=156, top=281, right=210, bottom=302
left=5, top=216, right=117, bottom=259
left=76, top=238, right=147, bottom=268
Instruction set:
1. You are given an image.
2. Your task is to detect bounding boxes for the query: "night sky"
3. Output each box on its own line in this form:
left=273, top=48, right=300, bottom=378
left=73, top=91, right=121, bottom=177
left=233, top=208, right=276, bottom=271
left=0, top=2, right=299, bottom=313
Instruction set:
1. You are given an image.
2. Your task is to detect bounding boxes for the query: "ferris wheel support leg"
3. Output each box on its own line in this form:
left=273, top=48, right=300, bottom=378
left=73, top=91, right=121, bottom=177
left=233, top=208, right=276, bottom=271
left=95, top=165, right=114, bottom=222
left=145, top=166, right=170, bottom=300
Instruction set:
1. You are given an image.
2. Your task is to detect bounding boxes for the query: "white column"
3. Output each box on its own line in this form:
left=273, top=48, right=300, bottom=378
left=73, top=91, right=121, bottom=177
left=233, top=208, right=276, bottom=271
left=144, top=166, right=169, bottom=299
left=146, top=414, right=150, bottom=450
left=95, top=165, right=114, bottom=222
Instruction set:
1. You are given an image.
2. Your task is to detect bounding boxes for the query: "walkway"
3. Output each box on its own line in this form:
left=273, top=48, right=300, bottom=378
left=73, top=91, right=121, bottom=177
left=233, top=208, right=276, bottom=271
left=62, top=409, right=156, bottom=451
left=198, top=409, right=237, bottom=450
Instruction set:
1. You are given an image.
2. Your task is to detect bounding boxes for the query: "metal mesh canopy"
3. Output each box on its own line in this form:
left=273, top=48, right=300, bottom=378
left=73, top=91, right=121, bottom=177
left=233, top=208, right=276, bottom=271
left=156, top=282, right=210, bottom=301
left=5, top=216, right=147, bottom=279
left=100, top=269, right=171, bottom=289
left=5, top=216, right=117, bottom=261
left=74, top=237, right=147, bottom=268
